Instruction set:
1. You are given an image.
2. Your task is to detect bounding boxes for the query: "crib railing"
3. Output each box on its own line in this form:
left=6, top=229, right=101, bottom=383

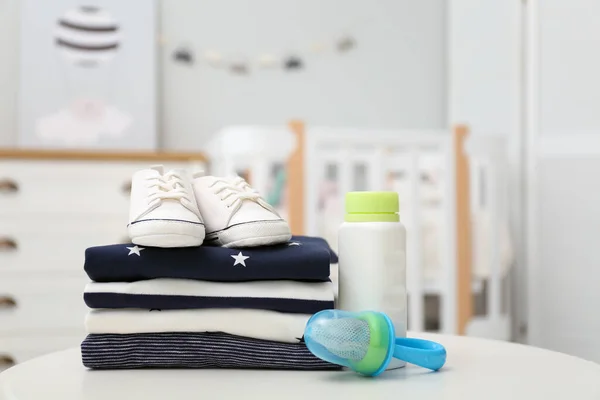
left=204, top=122, right=510, bottom=339
left=464, top=135, right=512, bottom=339
left=304, top=127, right=458, bottom=334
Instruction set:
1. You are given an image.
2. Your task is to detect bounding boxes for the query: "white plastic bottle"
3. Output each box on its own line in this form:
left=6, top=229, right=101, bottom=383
left=337, top=191, right=407, bottom=369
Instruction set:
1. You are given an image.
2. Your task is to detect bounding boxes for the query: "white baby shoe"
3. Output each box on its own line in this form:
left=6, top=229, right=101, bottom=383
left=192, top=174, right=291, bottom=248
left=128, top=165, right=205, bottom=248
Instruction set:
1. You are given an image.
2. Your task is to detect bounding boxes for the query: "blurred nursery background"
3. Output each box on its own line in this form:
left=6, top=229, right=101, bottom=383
left=1, top=0, right=600, bottom=369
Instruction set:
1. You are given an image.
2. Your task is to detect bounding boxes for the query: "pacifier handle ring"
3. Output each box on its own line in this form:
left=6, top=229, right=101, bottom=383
left=392, top=338, right=447, bottom=371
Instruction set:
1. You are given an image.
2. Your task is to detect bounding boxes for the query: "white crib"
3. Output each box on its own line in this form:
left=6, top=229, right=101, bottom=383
left=205, top=122, right=513, bottom=339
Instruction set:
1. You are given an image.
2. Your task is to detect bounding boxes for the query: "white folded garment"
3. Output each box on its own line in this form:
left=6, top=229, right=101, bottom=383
left=84, top=279, right=334, bottom=314
left=85, top=308, right=311, bottom=343
left=84, top=278, right=333, bottom=300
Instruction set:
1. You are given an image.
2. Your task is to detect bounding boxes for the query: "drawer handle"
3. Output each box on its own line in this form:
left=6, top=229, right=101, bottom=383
left=0, top=355, right=15, bottom=367
left=0, top=179, right=18, bottom=193
left=0, top=296, right=17, bottom=309
left=0, top=238, right=17, bottom=251
left=122, top=180, right=132, bottom=194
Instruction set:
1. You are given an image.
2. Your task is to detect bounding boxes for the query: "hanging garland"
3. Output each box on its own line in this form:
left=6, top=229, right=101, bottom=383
left=173, top=47, right=193, bottom=65
left=284, top=56, right=303, bottom=71
left=166, top=33, right=358, bottom=75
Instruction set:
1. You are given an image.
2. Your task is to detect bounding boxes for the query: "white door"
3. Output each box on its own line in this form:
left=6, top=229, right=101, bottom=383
left=526, top=0, right=600, bottom=362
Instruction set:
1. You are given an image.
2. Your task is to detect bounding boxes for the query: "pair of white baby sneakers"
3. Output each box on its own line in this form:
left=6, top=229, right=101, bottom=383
left=127, top=165, right=292, bottom=248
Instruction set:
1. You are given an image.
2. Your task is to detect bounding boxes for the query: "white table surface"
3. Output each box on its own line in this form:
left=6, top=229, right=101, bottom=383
left=1, top=333, right=599, bottom=400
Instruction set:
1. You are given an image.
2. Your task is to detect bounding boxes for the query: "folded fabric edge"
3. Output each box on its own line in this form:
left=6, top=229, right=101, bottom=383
left=80, top=331, right=341, bottom=370
left=83, top=293, right=334, bottom=314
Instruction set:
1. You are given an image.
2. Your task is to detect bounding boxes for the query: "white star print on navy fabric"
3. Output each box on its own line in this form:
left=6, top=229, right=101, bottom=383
left=126, top=245, right=145, bottom=256
left=288, top=242, right=301, bottom=246
left=231, top=251, right=250, bottom=267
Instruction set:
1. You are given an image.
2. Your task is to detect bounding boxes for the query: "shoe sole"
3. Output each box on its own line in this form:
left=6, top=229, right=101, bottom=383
left=128, top=220, right=205, bottom=248
left=207, top=220, right=291, bottom=248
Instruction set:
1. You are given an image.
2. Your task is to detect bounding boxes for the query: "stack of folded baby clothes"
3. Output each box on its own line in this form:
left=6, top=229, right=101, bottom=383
left=80, top=166, right=339, bottom=370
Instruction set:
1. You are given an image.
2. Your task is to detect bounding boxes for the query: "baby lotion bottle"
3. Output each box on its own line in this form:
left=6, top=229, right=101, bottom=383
left=337, top=191, right=407, bottom=369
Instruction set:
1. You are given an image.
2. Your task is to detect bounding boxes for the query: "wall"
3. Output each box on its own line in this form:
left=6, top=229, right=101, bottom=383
left=527, top=0, right=600, bottom=362
left=448, top=0, right=521, bottom=134
left=0, top=0, right=447, bottom=149
left=447, top=0, right=521, bottom=136
left=0, top=0, right=19, bottom=147
left=160, top=0, right=447, bottom=149
left=538, top=0, right=600, bottom=135
left=535, top=156, right=600, bottom=362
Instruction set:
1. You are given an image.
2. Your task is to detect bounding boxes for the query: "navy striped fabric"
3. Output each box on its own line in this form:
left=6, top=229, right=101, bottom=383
left=85, top=236, right=336, bottom=283
left=81, top=332, right=339, bottom=370
left=84, top=292, right=334, bottom=314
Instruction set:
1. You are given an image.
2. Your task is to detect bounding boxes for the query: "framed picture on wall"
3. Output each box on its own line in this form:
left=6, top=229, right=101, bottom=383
left=17, top=0, right=157, bottom=150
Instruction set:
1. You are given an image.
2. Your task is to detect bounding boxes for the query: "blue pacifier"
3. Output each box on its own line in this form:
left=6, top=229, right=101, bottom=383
left=304, top=309, right=446, bottom=377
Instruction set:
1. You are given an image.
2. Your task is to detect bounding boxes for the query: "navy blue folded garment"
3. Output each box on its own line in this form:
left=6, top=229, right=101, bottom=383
left=81, top=332, right=339, bottom=370
left=293, top=236, right=338, bottom=264
left=84, top=235, right=335, bottom=283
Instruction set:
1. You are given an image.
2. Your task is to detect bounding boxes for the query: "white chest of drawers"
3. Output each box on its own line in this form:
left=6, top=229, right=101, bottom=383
left=0, top=149, right=207, bottom=369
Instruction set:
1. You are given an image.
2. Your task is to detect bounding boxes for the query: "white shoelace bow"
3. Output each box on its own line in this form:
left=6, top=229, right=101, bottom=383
left=147, top=171, right=191, bottom=205
left=230, top=176, right=254, bottom=193
left=210, top=176, right=279, bottom=215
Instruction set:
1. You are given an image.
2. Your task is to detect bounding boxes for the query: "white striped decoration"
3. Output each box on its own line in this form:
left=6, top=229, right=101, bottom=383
left=55, top=6, right=120, bottom=67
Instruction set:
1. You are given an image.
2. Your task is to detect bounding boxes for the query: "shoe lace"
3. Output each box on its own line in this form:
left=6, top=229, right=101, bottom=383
left=230, top=176, right=254, bottom=192
left=210, top=177, right=278, bottom=214
left=147, top=171, right=190, bottom=205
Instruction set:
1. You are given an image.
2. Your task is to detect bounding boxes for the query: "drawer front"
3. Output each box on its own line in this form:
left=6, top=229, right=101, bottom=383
left=0, top=275, right=87, bottom=334
left=0, top=215, right=128, bottom=273
left=0, top=333, right=85, bottom=365
left=0, top=160, right=198, bottom=216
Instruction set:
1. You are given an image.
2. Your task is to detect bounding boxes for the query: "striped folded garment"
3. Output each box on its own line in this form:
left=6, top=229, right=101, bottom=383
left=81, top=332, right=340, bottom=370
left=84, top=278, right=334, bottom=314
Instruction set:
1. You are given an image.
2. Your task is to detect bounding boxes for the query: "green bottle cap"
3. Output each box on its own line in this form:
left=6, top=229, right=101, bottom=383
left=344, top=191, right=399, bottom=222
